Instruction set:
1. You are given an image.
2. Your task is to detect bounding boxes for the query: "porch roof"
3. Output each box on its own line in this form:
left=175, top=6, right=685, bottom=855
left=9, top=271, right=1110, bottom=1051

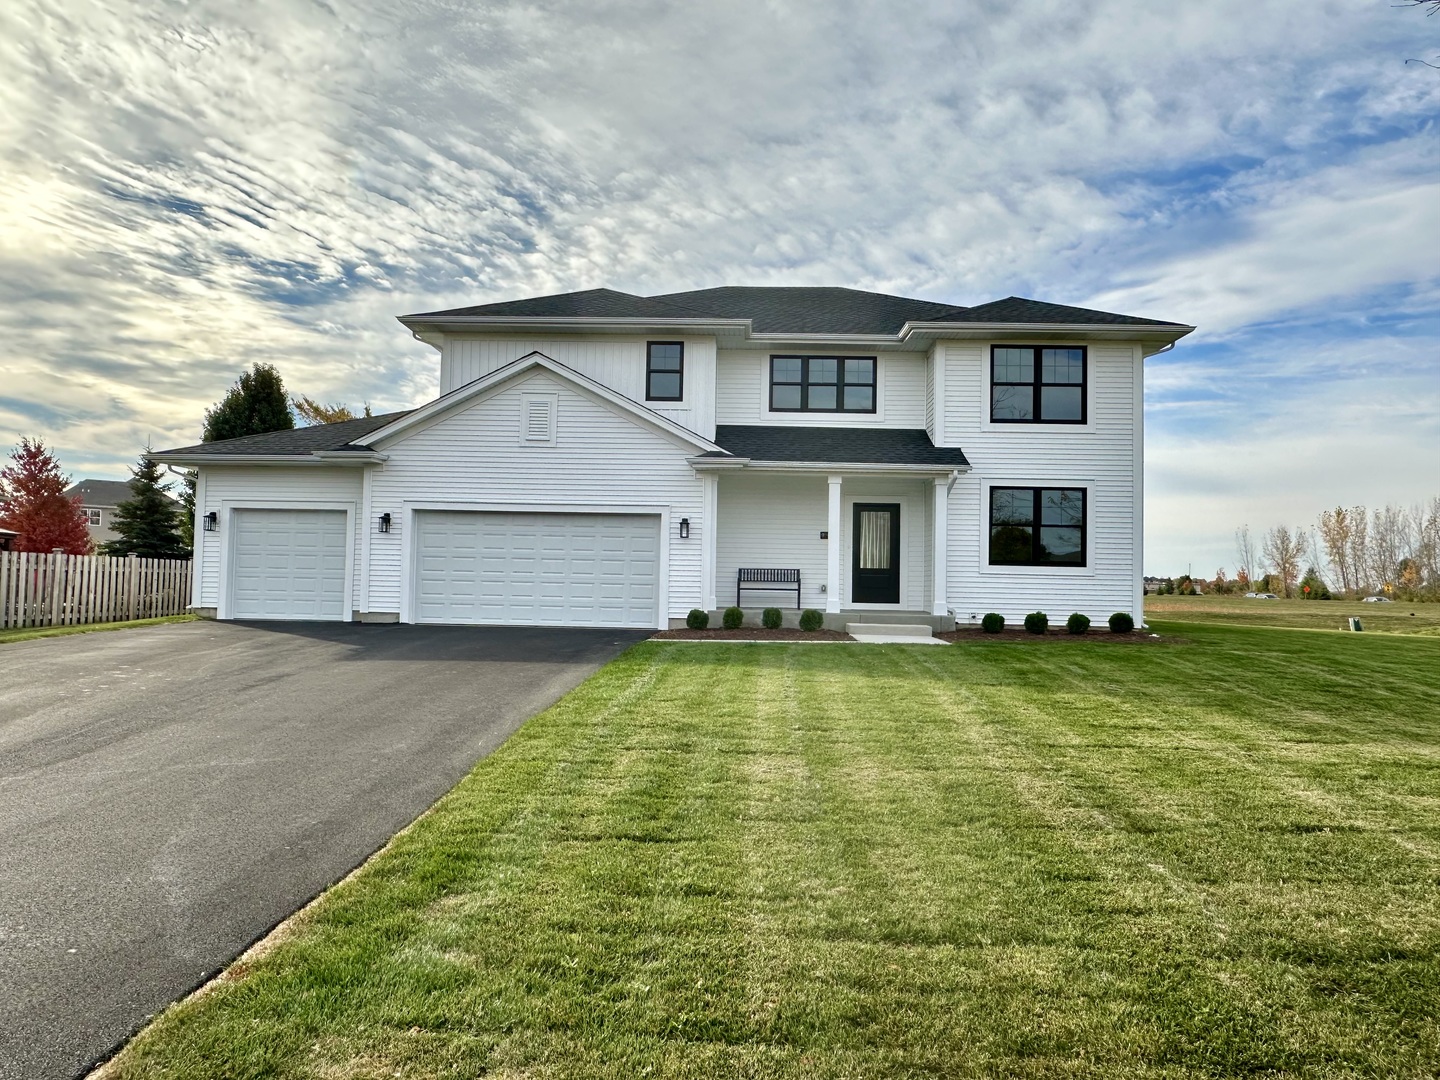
left=705, top=425, right=970, bottom=468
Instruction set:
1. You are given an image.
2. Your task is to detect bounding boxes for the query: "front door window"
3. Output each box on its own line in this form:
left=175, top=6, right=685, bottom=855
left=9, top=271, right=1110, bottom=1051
left=852, top=503, right=900, bottom=604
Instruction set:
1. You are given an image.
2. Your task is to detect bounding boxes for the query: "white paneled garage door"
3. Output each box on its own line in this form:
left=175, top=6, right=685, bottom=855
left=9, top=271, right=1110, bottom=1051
left=414, top=510, right=660, bottom=628
left=230, top=508, right=348, bottom=620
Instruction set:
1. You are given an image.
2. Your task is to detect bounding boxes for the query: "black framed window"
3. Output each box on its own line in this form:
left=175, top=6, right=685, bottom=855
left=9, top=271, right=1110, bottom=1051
left=991, top=346, right=1086, bottom=423
left=646, top=341, right=684, bottom=401
left=769, top=355, right=876, bottom=412
left=989, top=487, right=1086, bottom=566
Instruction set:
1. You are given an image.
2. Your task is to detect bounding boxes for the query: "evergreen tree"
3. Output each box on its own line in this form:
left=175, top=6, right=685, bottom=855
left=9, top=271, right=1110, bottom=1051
left=101, top=451, right=189, bottom=559
left=0, top=437, right=92, bottom=553
left=203, top=363, right=294, bottom=442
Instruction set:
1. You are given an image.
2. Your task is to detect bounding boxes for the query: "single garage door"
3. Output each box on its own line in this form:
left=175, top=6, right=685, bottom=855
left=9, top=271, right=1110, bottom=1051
left=230, top=508, right=348, bottom=620
left=415, top=510, right=660, bottom=628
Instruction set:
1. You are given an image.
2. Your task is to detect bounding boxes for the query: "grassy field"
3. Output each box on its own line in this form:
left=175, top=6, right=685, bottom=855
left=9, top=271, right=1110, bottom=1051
left=103, top=623, right=1440, bottom=1078
left=1146, top=593, right=1440, bottom=635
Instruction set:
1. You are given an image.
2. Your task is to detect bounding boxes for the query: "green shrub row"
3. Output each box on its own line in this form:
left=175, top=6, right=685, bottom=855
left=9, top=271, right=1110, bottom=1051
left=978, top=611, right=1136, bottom=634
left=683, top=608, right=828, bottom=632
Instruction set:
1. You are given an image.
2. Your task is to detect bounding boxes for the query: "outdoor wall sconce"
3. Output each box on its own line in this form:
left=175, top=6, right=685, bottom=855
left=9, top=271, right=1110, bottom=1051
left=679, top=517, right=690, bottom=539
left=378, top=512, right=392, bottom=533
left=202, top=511, right=218, bottom=532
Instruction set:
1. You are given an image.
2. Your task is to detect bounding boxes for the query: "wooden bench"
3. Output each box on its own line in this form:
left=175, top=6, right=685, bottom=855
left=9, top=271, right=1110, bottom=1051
left=737, top=568, right=801, bottom=609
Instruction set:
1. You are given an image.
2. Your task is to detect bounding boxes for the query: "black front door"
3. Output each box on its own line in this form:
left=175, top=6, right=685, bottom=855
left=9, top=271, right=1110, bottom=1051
left=852, top=503, right=901, bottom=604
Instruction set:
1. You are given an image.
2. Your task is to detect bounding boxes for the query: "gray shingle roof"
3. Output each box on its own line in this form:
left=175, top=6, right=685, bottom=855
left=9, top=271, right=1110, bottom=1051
left=711, top=426, right=970, bottom=467
left=406, top=286, right=1187, bottom=334
left=647, top=286, right=968, bottom=334
left=937, top=296, right=1185, bottom=327
left=407, top=288, right=715, bottom=321
left=153, top=411, right=411, bottom=458
left=65, top=479, right=138, bottom=507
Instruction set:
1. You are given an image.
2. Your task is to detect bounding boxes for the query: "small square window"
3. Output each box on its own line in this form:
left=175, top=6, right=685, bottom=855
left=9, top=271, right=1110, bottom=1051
left=85, top=508, right=102, bottom=527
left=646, top=342, right=684, bottom=401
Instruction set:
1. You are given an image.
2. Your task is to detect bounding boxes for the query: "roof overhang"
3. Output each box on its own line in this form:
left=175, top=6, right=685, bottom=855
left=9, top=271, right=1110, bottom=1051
left=145, top=452, right=387, bottom=467
left=689, top=457, right=969, bottom=476
left=899, top=321, right=1195, bottom=355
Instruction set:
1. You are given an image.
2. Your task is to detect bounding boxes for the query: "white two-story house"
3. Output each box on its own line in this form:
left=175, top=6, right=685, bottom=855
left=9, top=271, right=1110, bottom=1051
left=151, top=287, right=1192, bottom=630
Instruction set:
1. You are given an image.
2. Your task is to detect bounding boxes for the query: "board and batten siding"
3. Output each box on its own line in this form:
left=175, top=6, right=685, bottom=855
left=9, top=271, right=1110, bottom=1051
left=366, top=370, right=707, bottom=619
left=193, top=466, right=363, bottom=612
left=938, top=341, right=1143, bottom=620
left=716, top=474, right=932, bottom=612
left=439, top=335, right=716, bottom=440
left=716, top=351, right=928, bottom=428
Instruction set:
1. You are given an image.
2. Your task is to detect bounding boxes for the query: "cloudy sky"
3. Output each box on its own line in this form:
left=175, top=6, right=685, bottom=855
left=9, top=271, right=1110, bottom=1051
left=1, top=0, right=1436, bottom=573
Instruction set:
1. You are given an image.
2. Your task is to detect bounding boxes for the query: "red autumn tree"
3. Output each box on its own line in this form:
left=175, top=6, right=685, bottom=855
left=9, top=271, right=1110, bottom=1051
left=0, top=437, right=92, bottom=554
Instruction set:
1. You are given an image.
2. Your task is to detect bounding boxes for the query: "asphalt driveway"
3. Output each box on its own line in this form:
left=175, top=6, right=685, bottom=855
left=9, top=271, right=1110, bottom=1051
left=0, top=620, right=647, bottom=1080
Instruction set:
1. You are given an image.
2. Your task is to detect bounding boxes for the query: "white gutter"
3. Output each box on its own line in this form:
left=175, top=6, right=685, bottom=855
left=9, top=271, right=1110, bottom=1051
left=688, top=458, right=969, bottom=475
left=146, top=452, right=386, bottom=467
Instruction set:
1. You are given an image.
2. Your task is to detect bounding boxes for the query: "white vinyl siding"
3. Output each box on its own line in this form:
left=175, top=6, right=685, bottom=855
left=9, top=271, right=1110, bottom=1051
left=192, top=467, right=362, bottom=613
left=439, top=335, right=716, bottom=440
left=715, top=351, right=928, bottom=427
left=940, top=341, right=1141, bottom=621
left=414, top=510, right=660, bottom=627
left=230, top=509, right=348, bottom=620
left=369, top=371, right=704, bottom=619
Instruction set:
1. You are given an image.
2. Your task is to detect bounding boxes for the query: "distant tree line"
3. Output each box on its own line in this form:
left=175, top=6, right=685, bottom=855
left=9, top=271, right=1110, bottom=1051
left=1190, top=500, right=1440, bottom=601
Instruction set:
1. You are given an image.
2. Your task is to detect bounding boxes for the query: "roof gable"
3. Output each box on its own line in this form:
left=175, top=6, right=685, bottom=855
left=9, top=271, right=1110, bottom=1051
left=365, top=351, right=722, bottom=454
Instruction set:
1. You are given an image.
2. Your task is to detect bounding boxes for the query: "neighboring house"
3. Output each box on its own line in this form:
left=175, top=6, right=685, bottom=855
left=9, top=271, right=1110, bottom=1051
left=151, top=287, right=1192, bottom=629
left=64, top=479, right=139, bottom=548
left=0, top=527, right=16, bottom=552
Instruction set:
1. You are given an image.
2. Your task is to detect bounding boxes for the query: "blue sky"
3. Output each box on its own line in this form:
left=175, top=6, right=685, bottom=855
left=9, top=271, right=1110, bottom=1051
left=1, top=0, right=1436, bottom=573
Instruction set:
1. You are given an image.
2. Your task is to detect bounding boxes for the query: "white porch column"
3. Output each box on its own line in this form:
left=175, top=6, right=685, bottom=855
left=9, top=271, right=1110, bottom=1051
left=931, top=476, right=949, bottom=617
left=701, top=472, right=718, bottom=611
left=826, top=474, right=842, bottom=613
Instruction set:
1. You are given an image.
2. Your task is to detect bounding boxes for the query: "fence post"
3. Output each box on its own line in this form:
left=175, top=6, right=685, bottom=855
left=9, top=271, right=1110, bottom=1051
left=126, top=553, right=139, bottom=621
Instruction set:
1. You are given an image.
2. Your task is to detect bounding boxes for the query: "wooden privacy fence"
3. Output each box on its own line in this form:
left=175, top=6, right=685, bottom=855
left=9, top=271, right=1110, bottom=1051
left=0, top=551, right=193, bottom=630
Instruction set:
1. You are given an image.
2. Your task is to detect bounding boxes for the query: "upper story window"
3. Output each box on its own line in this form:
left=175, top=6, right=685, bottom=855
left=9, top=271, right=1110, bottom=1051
left=770, top=355, right=877, bottom=413
left=991, top=346, right=1086, bottom=423
left=989, top=487, right=1086, bottom=566
left=646, top=342, right=684, bottom=401
left=85, top=508, right=102, bottom=527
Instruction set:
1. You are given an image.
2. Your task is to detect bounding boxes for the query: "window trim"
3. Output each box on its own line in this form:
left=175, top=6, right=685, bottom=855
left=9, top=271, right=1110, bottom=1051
left=646, top=341, right=685, bottom=402
left=768, top=355, right=878, bottom=414
left=988, top=486, right=1088, bottom=567
left=989, top=345, right=1088, bottom=425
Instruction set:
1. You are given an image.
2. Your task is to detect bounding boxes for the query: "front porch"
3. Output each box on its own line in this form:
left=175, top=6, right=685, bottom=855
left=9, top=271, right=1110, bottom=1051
left=693, top=468, right=961, bottom=630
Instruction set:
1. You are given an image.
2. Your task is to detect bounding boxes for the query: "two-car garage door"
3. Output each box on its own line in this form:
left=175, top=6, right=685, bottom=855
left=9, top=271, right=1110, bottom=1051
left=414, top=510, right=660, bottom=628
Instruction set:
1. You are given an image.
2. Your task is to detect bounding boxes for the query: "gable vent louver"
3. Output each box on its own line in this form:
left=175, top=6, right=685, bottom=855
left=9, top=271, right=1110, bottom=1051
left=521, top=394, right=556, bottom=445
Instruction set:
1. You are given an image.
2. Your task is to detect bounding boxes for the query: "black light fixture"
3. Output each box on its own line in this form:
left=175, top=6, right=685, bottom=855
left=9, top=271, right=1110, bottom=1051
left=679, top=517, right=690, bottom=539
left=202, top=511, right=218, bottom=532
left=378, top=512, right=392, bottom=533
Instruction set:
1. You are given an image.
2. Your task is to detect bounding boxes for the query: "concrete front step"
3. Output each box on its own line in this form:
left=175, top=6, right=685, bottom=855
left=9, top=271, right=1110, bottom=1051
left=845, top=622, right=936, bottom=638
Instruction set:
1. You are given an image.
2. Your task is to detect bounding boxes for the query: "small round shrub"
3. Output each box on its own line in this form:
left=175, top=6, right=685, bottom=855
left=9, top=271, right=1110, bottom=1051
left=1109, top=611, right=1135, bottom=633
left=722, top=606, right=745, bottom=630
left=762, top=607, right=783, bottom=630
left=981, top=612, right=1005, bottom=634
left=1066, top=612, right=1090, bottom=635
left=1024, top=611, right=1049, bottom=635
left=799, top=608, right=824, bottom=632
left=686, top=608, right=709, bottom=630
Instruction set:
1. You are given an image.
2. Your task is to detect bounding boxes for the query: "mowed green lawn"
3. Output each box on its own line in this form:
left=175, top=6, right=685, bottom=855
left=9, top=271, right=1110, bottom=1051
left=106, top=624, right=1440, bottom=1078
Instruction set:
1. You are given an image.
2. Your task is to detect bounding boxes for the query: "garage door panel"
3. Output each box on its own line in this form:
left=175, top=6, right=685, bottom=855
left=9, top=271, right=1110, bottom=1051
left=415, top=511, right=660, bottom=628
left=230, top=509, right=348, bottom=621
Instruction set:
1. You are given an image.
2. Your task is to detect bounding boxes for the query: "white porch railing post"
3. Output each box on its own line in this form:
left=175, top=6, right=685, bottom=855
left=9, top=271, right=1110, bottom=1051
left=701, top=472, right=718, bottom=612
left=932, top=477, right=949, bottom=617
left=826, top=475, right=842, bottom=614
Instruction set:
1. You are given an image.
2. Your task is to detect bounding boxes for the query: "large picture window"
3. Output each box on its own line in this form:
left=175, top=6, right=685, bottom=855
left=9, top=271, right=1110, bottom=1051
left=770, top=355, right=876, bottom=413
left=989, top=487, right=1086, bottom=566
left=646, top=342, right=684, bottom=401
left=991, top=346, right=1086, bottom=423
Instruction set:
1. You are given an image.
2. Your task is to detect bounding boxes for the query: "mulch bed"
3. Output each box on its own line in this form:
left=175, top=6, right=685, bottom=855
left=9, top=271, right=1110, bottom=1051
left=652, top=627, right=855, bottom=641
left=937, top=626, right=1172, bottom=644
